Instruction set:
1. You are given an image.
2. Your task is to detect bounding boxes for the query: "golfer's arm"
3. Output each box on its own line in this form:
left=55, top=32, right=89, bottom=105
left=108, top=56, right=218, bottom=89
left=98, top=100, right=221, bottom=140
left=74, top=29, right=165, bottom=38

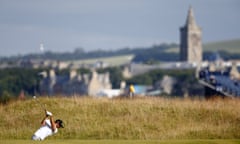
left=40, top=116, right=48, bottom=126
left=50, top=116, right=57, bottom=132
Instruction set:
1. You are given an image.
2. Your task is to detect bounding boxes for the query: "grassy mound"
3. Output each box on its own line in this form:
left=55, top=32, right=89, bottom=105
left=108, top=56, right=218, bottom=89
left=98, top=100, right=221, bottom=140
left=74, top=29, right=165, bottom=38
left=0, top=97, right=240, bottom=140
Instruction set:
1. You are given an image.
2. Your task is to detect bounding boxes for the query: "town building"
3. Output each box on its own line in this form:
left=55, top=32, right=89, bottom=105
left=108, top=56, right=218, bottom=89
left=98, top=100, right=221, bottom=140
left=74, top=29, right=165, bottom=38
left=39, top=69, right=112, bottom=96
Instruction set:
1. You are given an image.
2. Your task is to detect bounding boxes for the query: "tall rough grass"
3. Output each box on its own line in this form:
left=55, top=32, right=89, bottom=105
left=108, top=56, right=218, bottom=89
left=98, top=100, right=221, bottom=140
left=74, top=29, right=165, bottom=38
left=0, top=97, right=240, bottom=140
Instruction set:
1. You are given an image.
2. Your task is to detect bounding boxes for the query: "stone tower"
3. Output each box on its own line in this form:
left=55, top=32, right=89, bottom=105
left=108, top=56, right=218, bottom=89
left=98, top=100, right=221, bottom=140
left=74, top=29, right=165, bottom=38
left=180, top=6, right=202, bottom=63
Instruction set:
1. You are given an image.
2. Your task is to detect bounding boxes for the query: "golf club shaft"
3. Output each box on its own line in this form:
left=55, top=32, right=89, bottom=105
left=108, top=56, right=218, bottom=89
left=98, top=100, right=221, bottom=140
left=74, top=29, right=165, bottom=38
left=34, top=96, right=46, bottom=111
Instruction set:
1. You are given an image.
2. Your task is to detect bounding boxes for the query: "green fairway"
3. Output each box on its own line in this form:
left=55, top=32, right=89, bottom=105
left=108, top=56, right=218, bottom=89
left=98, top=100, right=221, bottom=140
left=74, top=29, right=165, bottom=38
left=1, top=139, right=240, bottom=144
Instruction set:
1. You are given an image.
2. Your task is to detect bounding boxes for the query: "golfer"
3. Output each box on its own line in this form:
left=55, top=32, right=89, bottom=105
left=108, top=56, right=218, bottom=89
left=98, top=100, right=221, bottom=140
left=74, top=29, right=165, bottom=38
left=129, top=84, right=135, bottom=98
left=32, top=110, right=64, bottom=140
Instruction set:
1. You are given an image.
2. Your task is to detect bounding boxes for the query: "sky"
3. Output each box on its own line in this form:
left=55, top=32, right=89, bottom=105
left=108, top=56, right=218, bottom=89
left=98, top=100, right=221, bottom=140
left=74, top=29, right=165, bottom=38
left=0, top=0, right=240, bottom=57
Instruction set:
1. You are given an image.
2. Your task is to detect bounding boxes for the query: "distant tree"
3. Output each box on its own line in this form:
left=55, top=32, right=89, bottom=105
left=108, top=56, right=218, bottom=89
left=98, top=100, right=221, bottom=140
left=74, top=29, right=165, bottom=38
left=74, top=47, right=85, bottom=54
left=0, top=91, right=12, bottom=104
left=0, top=68, right=42, bottom=97
left=127, top=74, right=153, bottom=85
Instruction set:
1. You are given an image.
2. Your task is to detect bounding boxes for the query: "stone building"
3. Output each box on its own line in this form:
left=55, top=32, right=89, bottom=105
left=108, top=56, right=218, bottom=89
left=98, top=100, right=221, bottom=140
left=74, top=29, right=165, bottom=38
left=39, top=69, right=112, bottom=96
left=88, top=70, right=112, bottom=96
left=230, top=62, right=240, bottom=80
left=180, top=6, right=202, bottom=63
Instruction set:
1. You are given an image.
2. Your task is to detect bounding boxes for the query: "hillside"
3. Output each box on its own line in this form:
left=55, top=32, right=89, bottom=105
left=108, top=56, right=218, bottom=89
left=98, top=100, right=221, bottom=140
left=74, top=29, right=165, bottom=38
left=66, top=54, right=134, bottom=66
left=1, top=39, right=240, bottom=63
left=165, top=39, right=240, bottom=53
left=203, top=39, right=240, bottom=53
left=72, top=39, right=240, bottom=62
left=0, top=97, right=240, bottom=140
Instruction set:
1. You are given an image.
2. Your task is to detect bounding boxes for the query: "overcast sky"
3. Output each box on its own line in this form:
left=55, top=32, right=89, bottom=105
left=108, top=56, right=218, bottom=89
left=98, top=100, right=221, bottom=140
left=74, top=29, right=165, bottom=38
left=0, top=0, right=240, bottom=57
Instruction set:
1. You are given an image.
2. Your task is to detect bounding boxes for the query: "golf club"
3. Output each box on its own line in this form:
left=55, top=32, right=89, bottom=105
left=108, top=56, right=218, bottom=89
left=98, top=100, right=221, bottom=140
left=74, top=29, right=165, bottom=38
left=33, top=96, right=46, bottom=111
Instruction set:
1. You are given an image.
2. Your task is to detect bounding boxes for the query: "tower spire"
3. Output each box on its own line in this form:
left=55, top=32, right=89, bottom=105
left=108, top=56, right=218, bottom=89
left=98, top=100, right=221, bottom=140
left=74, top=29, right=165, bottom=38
left=186, top=6, right=197, bottom=27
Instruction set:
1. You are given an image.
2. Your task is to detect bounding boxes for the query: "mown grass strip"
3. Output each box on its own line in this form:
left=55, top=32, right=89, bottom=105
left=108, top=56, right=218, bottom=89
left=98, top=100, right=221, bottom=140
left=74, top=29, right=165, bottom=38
left=1, top=139, right=240, bottom=144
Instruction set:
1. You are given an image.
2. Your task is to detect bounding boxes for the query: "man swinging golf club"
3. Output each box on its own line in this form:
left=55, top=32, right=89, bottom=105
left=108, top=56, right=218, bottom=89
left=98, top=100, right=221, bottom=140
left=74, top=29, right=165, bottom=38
left=32, top=110, right=64, bottom=140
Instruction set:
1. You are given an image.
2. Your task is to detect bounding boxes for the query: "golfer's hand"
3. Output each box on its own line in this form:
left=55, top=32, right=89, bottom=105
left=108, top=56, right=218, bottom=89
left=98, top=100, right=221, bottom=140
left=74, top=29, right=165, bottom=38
left=45, top=110, right=53, bottom=117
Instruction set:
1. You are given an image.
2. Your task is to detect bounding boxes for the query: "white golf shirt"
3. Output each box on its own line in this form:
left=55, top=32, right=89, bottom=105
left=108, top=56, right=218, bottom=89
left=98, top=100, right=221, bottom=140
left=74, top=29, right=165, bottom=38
left=32, top=119, right=58, bottom=140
